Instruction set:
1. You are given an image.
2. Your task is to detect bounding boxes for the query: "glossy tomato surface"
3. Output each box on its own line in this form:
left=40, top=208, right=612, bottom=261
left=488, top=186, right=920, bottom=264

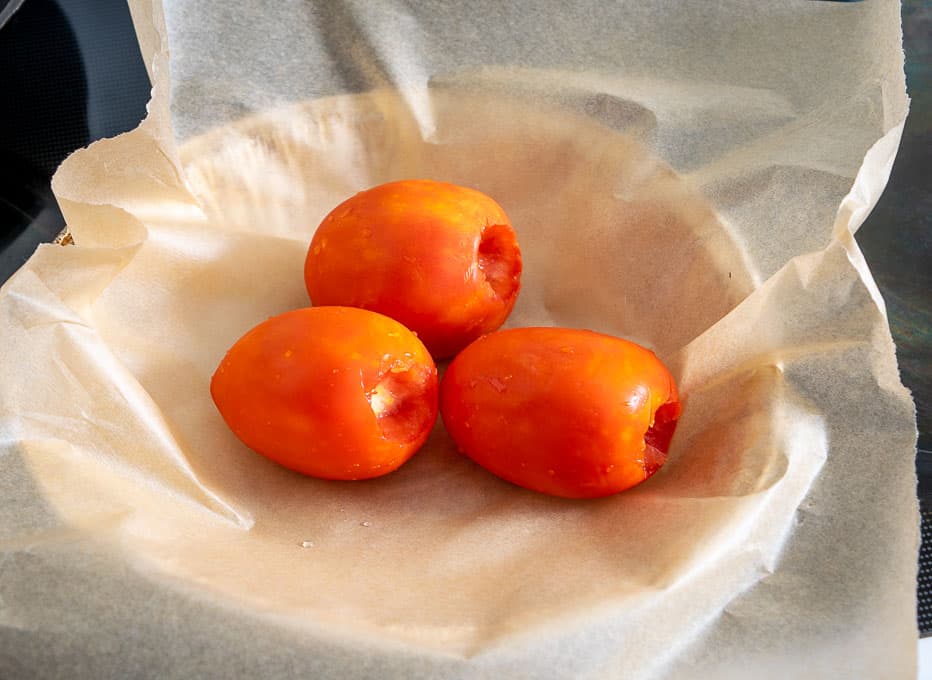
left=211, top=306, right=438, bottom=480
left=440, top=327, right=681, bottom=499
left=304, top=179, right=522, bottom=359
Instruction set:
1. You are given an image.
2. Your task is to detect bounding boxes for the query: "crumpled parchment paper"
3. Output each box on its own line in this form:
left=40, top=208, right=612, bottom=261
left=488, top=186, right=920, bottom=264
left=0, top=1, right=918, bottom=678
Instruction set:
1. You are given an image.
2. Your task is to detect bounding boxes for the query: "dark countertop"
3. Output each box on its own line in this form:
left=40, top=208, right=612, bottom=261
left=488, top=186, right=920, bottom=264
left=858, top=0, right=931, bottom=469
left=856, top=0, right=932, bottom=635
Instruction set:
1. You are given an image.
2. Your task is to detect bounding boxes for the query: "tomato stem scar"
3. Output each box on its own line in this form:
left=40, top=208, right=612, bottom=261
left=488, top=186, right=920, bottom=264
left=367, top=365, right=435, bottom=443
left=642, top=400, right=681, bottom=476
left=477, top=224, right=521, bottom=302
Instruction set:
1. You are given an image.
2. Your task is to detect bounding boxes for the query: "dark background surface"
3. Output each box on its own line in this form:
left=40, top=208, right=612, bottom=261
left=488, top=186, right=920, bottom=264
left=859, top=1, right=931, bottom=467
left=0, top=0, right=149, bottom=277
left=0, top=0, right=929, bottom=631
left=856, top=0, right=932, bottom=636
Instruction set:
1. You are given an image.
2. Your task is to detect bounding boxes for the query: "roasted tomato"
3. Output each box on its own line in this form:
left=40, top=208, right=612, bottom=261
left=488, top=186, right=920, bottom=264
left=211, top=306, right=438, bottom=480
left=440, top=327, right=681, bottom=498
left=304, top=179, right=522, bottom=359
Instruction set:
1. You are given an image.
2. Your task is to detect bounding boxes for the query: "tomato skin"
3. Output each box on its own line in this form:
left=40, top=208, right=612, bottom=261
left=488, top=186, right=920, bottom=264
left=211, top=307, right=438, bottom=480
left=440, top=328, right=681, bottom=499
left=304, top=180, right=522, bottom=359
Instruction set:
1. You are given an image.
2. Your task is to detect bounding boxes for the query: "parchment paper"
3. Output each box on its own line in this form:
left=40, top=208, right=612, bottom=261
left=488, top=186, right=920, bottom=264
left=0, top=1, right=918, bottom=678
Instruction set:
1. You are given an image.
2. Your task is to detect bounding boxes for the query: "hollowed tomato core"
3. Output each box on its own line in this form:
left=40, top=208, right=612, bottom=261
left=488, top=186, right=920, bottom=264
left=367, top=367, right=434, bottom=443
left=477, top=224, right=521, bottom=302
left=642, top=400, right=682, bottom=477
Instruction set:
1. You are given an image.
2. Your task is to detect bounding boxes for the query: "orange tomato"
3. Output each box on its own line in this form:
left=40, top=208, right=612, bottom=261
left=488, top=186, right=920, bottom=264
left=211, top=306, right=438, bottom=480
left=440, top=327, right=681, bottom=498
left=304, top=179, right=522, bottom=359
